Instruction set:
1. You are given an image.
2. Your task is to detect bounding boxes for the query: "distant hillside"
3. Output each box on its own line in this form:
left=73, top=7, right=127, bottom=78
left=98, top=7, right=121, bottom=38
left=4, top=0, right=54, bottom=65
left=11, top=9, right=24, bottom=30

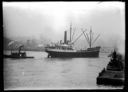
left=4, top=36, right=115, bottom=53
left=3, top=36, right=12, bottom=50
left=3, top=36, right=46, bottom=51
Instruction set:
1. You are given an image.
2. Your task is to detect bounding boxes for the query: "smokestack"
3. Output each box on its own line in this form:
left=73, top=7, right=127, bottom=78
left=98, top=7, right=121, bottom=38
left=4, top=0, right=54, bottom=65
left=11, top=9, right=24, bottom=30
left=64, top=31, right=67, bottom=44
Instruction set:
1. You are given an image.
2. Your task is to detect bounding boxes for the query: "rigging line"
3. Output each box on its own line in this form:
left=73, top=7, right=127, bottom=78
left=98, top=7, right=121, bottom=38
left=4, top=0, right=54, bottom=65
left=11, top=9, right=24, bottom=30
left=86, top=32, right=90, bottom=44
left=72, top=32, right=83, bottom=44
left=71, top=28, right=76, bottom=41
left=81, top=29, right=90, bottom=45
left=91, top=32, right=94, bottom=42
left=92, top=34, right=100, bottom=45
left=82, top=30, right=90, bottom=45
left=90, top=30, right=92, bottom=48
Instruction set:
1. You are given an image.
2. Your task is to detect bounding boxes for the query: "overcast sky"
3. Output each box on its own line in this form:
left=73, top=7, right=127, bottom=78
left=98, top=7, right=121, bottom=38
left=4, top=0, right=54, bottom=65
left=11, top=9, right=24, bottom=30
left=3, top=1, right=125, bottom=53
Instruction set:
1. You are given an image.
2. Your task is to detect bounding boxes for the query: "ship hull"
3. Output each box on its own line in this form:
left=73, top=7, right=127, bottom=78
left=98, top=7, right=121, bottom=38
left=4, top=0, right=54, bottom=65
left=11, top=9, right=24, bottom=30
left=45, top=47, right=100, bottom=58
left=4, top=54, right=34, bottom=59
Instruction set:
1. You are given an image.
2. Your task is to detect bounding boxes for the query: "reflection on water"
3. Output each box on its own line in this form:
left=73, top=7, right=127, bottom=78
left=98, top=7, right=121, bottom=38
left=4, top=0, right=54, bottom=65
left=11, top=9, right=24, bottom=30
left=4, top=51, right=123, bottom=90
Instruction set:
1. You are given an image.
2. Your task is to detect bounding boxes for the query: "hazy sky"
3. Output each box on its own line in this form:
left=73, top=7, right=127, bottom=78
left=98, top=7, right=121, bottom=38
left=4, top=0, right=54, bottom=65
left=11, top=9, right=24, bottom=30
left=3, top=2, right=125, bottom=52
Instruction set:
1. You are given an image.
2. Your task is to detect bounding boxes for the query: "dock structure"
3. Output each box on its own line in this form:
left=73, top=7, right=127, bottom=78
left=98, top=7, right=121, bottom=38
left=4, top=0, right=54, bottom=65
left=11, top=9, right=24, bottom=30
left=97, top=70, right=124, bottom=86
left=97, top=50, right=124, bottom=86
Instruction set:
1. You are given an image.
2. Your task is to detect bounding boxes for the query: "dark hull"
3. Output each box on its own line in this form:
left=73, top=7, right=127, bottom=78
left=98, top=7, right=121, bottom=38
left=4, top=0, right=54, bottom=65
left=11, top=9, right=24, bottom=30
left=97, top=77, right=124, bottom=86
left=46, top=50, right=100, bottom=58
left=45, top=47, right=100, bottom=58
left=4, top=55, right=34, bottom=59
left=97, top=70, right=124, bottom=86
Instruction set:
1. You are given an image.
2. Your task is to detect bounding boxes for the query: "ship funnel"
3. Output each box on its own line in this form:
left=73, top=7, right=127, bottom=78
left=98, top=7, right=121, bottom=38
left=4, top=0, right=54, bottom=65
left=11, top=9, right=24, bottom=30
left=64, top=31, right=67, bottom=44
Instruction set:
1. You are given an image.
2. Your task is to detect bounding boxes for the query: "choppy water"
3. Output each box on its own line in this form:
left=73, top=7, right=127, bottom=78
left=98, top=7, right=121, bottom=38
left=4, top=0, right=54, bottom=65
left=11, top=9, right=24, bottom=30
left=4, top=51, right=123, bottom=90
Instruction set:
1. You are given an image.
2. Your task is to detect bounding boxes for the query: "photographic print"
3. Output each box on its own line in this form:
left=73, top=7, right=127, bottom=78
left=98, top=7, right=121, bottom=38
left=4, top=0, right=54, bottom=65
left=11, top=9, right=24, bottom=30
left=3, top=1, right=125, bottom=90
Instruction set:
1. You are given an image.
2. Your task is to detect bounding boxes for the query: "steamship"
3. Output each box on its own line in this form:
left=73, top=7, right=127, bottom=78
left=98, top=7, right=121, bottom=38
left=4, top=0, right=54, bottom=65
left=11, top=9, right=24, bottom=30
left=45, top=24, right=100, bottom=58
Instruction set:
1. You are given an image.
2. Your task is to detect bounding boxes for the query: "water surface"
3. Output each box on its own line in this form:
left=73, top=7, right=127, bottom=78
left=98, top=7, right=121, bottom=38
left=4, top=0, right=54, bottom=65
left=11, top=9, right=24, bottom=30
left=4, top=51, right=123, bottom=90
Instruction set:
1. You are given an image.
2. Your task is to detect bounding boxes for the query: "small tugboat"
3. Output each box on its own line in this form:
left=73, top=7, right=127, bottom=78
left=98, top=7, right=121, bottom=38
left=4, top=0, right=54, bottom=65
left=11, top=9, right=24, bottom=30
left=97, top=49, right=125, bottom=86
left=4, top=42, right=34, bottom=59
left=45, top=24, right=101, bottom=58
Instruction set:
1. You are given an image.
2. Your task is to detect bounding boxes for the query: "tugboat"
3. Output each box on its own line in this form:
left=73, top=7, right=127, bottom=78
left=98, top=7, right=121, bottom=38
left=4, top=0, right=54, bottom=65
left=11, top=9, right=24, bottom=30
left=45, top=24, right=100, bottom=58
left=97, top=49, right=125, bottom=86
left=4, top=41, right=34, bottom=59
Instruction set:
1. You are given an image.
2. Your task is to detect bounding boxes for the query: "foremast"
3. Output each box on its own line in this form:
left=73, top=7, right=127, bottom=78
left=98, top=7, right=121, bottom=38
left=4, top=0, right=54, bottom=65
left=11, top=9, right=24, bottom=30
left=82, top=27, right=100, bottom=48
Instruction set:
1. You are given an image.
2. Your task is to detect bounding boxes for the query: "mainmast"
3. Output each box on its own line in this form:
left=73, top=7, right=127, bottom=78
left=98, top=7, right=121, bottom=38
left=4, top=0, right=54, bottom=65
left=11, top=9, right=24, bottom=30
left=89, top=27, right=92, bottom=48
left=82, top=26, right=100, bottom=48
left=70, top=23, right=72, bottom=42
